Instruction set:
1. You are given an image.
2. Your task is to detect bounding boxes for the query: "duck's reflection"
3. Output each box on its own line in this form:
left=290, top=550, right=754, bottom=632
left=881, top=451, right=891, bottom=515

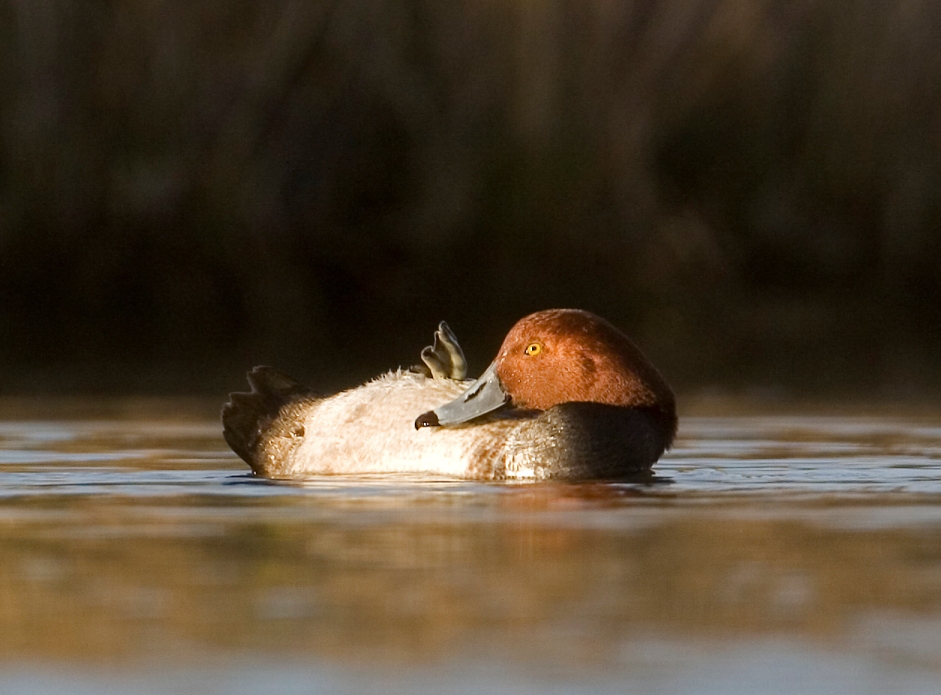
left=0, top=493, right=939, bottom=667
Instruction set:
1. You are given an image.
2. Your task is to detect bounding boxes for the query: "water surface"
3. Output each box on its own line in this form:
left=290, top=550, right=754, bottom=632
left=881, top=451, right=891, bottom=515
left=1, top=401, right=940, bottom=694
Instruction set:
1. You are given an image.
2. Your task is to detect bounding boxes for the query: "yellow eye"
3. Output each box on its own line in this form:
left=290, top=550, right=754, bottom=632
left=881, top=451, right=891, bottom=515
left=524, top=342, right=542, bottom=356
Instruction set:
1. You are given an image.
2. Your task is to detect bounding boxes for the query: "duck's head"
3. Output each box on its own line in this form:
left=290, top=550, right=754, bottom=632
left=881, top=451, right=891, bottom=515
left=415, top=309, right=676, bottom=444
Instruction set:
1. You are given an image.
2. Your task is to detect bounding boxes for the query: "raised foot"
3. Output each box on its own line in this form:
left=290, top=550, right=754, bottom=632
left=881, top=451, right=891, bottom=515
left=412, top=321, right=467, bottom=380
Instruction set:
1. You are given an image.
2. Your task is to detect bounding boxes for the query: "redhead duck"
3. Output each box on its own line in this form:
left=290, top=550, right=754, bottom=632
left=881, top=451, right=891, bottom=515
left=222, top=309, right=677, bottom=480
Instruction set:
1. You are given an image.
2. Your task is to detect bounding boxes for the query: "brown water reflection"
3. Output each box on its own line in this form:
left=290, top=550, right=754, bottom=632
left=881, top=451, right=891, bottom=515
left=2, top=493, right=941, bottom=664
left=0, top=404, right=940, bottom=693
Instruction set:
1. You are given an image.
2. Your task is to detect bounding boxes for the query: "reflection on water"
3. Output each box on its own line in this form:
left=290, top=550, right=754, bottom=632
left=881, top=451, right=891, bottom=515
left=0, top=403, right=940, bottom=694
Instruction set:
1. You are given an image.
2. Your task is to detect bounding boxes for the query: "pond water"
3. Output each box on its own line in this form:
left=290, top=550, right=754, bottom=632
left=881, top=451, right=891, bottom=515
left=1, top=399, right=940, bottom=694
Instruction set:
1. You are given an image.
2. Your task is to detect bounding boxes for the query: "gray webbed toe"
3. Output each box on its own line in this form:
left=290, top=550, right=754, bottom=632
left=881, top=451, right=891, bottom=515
left=412, top=320, right=468, bottom=380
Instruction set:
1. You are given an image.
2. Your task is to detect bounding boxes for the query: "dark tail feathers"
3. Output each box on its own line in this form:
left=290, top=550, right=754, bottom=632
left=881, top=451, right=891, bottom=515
left=221, top=366, right=318, bottom=471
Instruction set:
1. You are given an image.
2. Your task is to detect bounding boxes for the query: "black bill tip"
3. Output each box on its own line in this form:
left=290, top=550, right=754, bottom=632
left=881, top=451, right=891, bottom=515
left=414, top=410, right=440, bottom=429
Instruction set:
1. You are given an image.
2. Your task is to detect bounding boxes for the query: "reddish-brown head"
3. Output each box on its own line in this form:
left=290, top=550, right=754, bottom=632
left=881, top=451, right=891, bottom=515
left=493, top=309, right=674, bottom=412
left=416, top=309, right=676, bottom=449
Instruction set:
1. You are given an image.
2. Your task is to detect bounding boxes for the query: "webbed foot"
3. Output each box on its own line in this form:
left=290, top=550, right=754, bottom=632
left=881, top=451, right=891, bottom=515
left=411, top=321, right=467, bottom=380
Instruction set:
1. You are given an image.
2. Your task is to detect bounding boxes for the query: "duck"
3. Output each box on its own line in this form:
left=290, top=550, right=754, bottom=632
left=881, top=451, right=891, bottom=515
left=222, top=309, right=677, bottom=480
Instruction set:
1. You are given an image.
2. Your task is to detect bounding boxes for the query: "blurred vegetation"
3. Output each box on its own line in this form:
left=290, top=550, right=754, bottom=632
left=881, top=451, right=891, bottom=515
left=1, top=0, right=939, bottom=395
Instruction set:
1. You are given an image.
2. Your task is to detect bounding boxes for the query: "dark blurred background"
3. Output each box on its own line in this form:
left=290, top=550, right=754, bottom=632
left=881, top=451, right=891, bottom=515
left=1, top=0, right=939, bottom=398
